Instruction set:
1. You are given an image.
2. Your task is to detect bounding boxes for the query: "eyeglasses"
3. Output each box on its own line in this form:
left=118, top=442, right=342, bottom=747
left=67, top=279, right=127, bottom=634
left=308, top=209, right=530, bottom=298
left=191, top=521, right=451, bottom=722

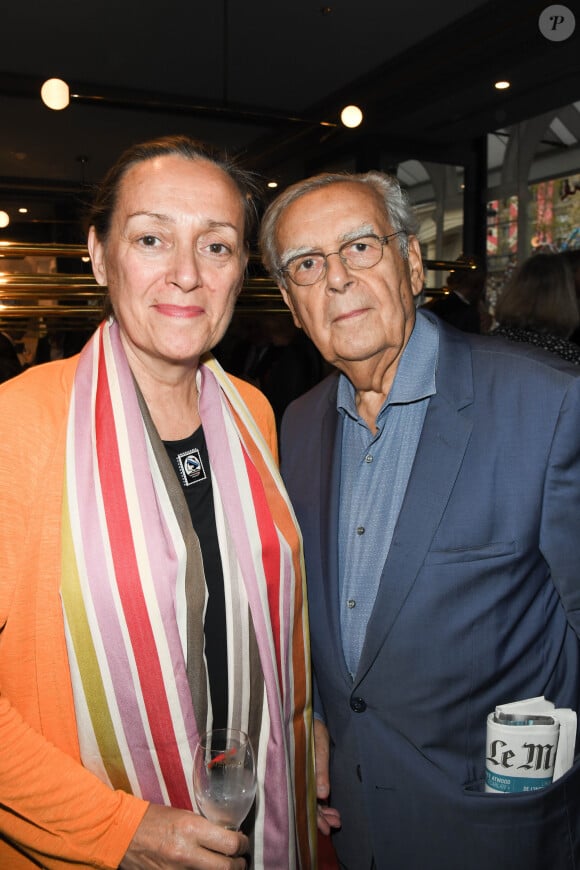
left=279, top=231, right=405, bottom=286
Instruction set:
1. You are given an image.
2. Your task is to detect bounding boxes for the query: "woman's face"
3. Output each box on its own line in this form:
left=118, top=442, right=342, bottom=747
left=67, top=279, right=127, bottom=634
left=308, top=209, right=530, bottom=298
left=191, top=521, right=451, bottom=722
left=88, top=154, right=247, bottom=378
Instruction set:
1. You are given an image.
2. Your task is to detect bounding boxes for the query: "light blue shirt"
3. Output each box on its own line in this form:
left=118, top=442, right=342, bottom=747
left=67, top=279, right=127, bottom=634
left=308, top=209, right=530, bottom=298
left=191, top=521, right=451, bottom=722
left=337, top=311, right=439, bottom=677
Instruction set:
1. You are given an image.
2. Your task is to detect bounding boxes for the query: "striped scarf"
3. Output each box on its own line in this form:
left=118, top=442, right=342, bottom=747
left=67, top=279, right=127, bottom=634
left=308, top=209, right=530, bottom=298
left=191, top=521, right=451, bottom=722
left=60, top=319, right=316, bottom=868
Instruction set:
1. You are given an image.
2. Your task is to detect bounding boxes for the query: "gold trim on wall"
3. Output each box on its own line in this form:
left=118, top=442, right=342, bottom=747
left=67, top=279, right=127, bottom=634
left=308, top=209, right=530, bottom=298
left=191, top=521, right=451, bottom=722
left=0, top=242, right=462, bottom=333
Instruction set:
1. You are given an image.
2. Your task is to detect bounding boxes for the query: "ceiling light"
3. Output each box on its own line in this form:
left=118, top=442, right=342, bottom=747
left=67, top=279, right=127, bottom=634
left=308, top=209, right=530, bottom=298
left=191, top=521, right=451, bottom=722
left=494, top=80, right=511, bottom=91
left=40, top=78, right=70, bottom=110
left=267, top=181, right=278, bottom=189
left=18, top=207, right=28, bottom=214
left=0, top=211, right=10, bottom=228
left=340, top=105, right=363, bottom=128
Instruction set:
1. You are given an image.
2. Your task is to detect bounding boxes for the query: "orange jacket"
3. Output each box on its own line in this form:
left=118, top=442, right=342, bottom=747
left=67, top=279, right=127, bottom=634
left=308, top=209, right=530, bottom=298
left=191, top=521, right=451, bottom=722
left=0, top=354, right=278, bottom=869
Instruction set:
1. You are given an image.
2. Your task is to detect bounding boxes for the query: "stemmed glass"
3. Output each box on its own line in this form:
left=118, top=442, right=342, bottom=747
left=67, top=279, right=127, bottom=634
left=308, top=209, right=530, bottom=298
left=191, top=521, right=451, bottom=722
left=193, top=728, right=257, bottom=831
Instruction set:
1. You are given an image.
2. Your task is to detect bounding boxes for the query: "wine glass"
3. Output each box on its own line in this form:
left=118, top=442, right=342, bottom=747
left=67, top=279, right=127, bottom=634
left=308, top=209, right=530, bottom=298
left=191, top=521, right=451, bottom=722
left=193, top=728, right=257, bottom=831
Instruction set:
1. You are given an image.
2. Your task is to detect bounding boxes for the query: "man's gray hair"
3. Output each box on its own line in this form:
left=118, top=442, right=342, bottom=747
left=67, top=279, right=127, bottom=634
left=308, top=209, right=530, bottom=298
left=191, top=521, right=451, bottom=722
left=259, top=170, right=419, bottom=285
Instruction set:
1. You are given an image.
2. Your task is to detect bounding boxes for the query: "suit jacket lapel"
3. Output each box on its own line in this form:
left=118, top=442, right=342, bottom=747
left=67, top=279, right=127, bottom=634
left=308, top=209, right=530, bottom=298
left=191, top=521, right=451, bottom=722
left=355, top=321, right=475, bottom=682
left=319, top=376, right=353, bottom=680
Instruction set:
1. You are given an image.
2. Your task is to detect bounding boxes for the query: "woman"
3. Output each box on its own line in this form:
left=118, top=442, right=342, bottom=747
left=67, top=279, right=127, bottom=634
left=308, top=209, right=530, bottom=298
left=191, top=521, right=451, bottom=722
left=491, top=252, right=580, bottom=364
left=0, top=136, right=316, bottom=869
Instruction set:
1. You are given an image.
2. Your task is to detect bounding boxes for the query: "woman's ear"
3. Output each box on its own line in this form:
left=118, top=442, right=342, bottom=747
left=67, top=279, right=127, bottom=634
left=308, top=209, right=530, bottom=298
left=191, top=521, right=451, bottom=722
left=87, top=226, right=108, bottom=287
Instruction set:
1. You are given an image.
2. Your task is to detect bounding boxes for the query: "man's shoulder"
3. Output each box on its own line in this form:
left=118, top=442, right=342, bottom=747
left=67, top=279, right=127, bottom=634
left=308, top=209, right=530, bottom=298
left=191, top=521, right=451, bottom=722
left=283, top=370, right=339, bottom=420
left=470, top=331, right=580, bottom=384
left=280, top=371, right=339, bottom=465
left=432, top=312, right=580, bottom=383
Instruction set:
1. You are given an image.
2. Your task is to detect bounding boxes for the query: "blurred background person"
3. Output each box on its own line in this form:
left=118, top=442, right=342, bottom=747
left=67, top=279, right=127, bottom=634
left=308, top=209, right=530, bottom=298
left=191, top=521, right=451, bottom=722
left=424, top=255, right=489, bottom=334
left=0, top=135, right=316, bottom=870
left=490, top=251, right=580, bottom=365
left=215, top=313, right=326, bottom=429
left=563, top=248, right=580, bottom=346
left=0, top=331, right=23, bottom=383
left=255, top=316, right=326, bottom=429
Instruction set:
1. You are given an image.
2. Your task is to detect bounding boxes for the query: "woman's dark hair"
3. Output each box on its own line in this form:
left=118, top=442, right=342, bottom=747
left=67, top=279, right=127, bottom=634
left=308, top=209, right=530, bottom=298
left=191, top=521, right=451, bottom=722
left=495, top=252, right=579, bottom=338
left=87, top=134, right=260, bottom=246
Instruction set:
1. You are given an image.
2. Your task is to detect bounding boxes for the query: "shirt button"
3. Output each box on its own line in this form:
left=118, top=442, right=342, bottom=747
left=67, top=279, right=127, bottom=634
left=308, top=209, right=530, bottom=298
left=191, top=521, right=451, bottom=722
left=347, top=599, right=356, bottom=609
left=365, top=454, right=373, bottom=463
left=356, top=526, right=365, bottom=535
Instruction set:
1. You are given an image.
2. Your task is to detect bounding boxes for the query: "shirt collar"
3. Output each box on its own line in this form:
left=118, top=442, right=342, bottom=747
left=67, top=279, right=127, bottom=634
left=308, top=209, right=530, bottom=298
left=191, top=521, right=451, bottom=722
left=337, top=309, right=438, bottom=420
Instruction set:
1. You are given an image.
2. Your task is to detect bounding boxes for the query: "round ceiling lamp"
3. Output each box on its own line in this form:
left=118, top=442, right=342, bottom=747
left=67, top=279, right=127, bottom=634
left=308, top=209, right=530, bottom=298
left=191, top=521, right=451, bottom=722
left=40, top=78, right=70, bottom=110
left=340, top=104, right=363, bottom=128
left=494, top=80, right=511, bottom=91
left=0, top=210, right=9, bottom=228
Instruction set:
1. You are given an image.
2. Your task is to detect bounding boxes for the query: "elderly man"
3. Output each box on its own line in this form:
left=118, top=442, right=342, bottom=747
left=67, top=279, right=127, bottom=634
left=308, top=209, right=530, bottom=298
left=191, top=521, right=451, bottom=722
left=259, top=171, right=580, bottom=870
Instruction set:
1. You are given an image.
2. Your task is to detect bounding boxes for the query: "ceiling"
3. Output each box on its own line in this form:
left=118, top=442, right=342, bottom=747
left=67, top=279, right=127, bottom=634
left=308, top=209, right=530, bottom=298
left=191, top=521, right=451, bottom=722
left=0, top=0, right=579, bottom=242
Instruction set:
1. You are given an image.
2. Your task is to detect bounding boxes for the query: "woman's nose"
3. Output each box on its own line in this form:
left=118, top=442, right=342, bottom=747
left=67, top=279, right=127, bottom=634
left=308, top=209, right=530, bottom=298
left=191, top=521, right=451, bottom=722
left=167, top=244, right=201, bottom=290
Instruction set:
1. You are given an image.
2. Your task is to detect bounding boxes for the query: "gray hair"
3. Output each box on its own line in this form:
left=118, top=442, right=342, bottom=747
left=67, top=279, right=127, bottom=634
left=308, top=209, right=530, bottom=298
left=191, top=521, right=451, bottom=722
left=259, top=170, right=418, bottom=285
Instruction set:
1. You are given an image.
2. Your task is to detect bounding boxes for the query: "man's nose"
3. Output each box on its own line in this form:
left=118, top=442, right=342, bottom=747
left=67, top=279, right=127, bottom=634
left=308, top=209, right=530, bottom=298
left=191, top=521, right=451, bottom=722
left=324, top=250, right=353, bottom=292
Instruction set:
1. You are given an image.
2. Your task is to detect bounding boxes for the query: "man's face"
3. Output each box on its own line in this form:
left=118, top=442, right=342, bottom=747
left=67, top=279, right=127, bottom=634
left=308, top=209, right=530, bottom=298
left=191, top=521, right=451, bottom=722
left=275, top=182, right=424, bottom=377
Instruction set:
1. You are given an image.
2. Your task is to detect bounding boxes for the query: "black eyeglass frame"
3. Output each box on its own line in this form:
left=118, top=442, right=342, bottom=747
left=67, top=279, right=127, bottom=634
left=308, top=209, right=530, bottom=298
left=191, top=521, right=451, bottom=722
left=278, top=230, right=405, bottom=286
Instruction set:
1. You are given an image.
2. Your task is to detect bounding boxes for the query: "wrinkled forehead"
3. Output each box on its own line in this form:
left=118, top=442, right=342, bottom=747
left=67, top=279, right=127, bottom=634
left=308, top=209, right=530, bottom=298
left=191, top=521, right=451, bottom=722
left=276, top=181, right=389, bottom=252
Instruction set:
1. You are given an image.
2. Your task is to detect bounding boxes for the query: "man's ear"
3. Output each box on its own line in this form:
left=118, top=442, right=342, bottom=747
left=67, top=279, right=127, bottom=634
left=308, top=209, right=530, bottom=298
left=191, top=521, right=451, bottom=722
left=87, top=226, right=108, bottom=287
left=407, top=235, right=425, bottom=299
left=278, top=283, right=303, bottom=330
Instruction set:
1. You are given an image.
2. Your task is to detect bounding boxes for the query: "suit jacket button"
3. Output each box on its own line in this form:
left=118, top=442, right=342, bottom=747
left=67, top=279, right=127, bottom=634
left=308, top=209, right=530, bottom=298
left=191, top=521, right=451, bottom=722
left=350, top=696, right=367, bottom=713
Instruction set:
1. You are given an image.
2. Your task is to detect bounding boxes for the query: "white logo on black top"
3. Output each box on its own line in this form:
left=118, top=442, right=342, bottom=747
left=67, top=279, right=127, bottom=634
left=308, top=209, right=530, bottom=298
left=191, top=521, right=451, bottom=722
left=176, top=447, right=207, bottom=487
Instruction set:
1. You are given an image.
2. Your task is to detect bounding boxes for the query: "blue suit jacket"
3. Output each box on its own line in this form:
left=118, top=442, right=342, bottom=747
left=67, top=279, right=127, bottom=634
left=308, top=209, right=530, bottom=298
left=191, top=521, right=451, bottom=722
left=281, top=312, right=580, bottom=870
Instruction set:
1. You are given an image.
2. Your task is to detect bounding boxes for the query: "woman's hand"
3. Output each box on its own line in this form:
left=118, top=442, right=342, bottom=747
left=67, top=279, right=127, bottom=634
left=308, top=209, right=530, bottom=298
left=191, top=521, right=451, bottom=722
left=120, top=803, right=249, bottom=869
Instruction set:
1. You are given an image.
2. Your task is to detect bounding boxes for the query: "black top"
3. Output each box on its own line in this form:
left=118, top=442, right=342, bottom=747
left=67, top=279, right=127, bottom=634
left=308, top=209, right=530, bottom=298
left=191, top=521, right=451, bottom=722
left=424, top=292, right=481, bottom=334
left=163, top=427, right=228, bottom=729
left=490, top=325, right=580, bottom=365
